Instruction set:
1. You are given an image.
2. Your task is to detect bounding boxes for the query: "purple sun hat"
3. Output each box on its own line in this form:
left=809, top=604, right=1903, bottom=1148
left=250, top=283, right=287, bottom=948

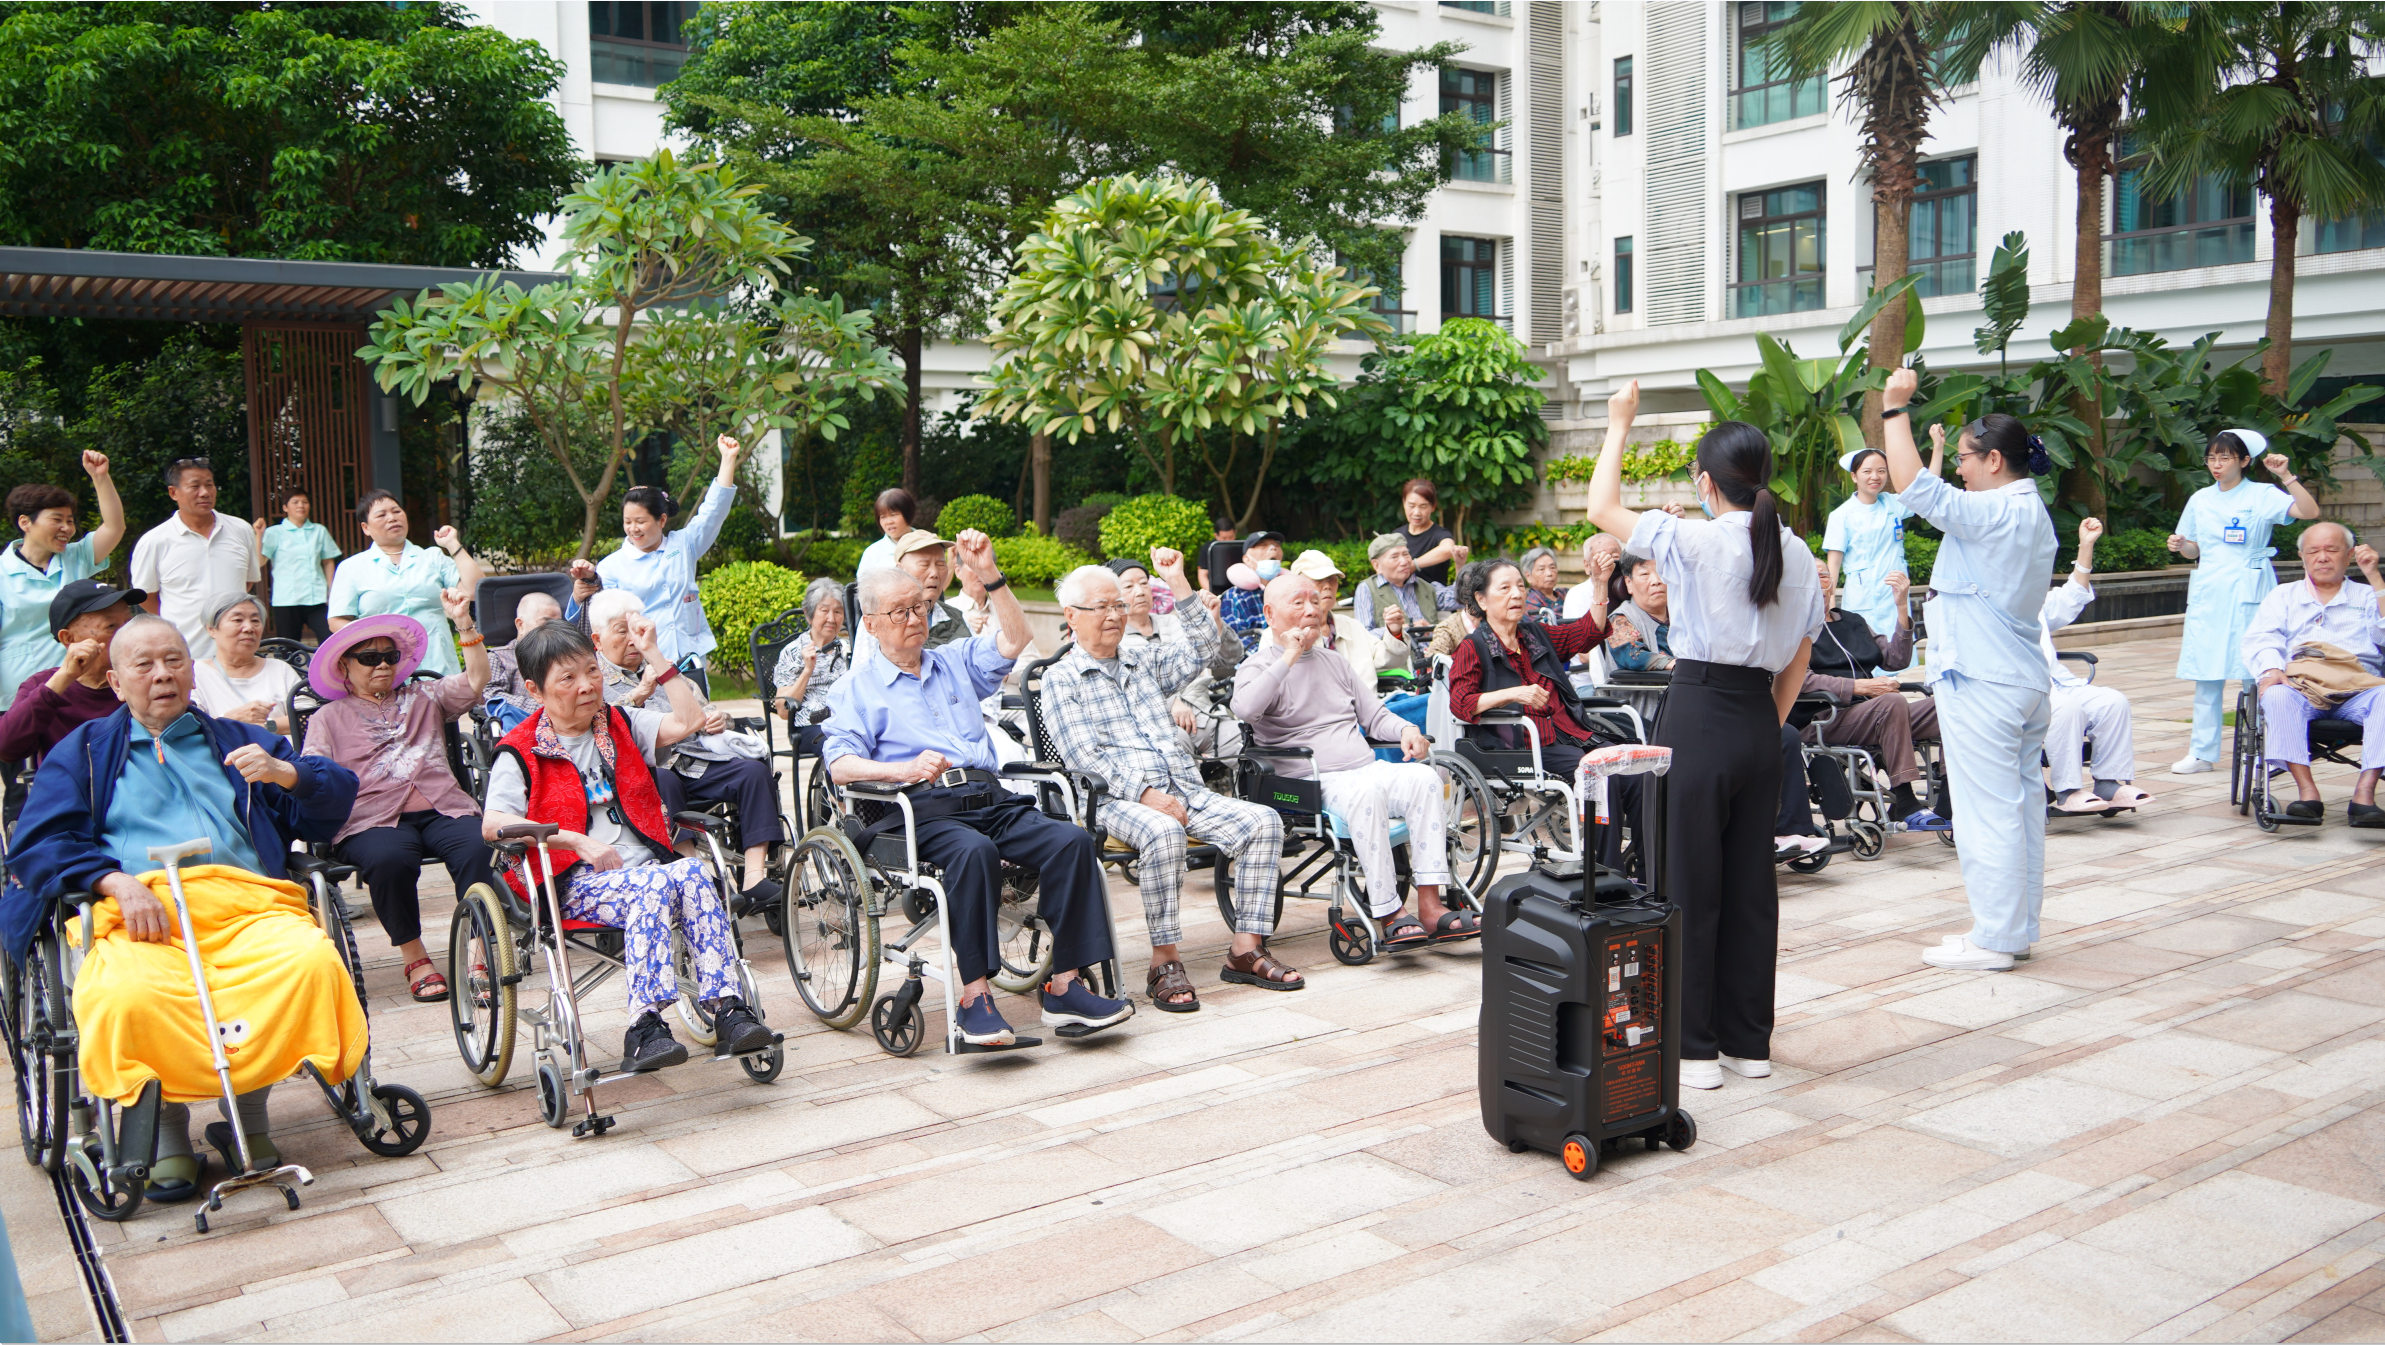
left=308, top=614, right=430, bottom=700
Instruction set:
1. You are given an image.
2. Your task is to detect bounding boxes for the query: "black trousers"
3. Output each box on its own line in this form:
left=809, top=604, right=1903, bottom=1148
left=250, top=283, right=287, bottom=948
left=1777, top=724, right=1818, bottom=835
left=911, top=793, right=1113, bottom=987
left=655, top=756, right=784, bottom=853
left=1652, top=660, right=1782, bottom=1063
left=338, top=810, right=495, bottom=947
left=272, top=603, right=331, bottom=644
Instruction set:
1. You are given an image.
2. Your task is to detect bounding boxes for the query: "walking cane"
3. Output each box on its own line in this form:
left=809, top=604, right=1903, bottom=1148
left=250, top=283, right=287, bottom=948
left=147, top=839, right=313, bottom=1231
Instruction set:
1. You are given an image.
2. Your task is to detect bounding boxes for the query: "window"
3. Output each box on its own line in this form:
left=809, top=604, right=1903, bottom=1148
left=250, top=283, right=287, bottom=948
left=1441, top=67, right=1510, bottom=184
left=1442, top=1, right=1509, bottom=13
left=1338, top=251, right=1415, bottom=334
left=1906, top=156, right=1976, bottom=297
left=589, top=1, right=699, bottom=88
left=1614, top=237, right=1634, bottom=314
left=2315, top=209, right=2385, bottom=255
left=1733, top=183, right=1826, bottom=317
left=2108, top=145, right=2255, bottom=275
left=1613, top=57, right=1634, bottom=136
left=1733, top=2, right=1825, bottom=130
left=1441, top=235, right=1506, bottom=325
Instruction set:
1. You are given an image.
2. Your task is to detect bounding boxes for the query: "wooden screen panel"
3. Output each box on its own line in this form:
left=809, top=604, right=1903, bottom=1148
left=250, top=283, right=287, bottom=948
left=242, top=325, right=372, bottom=554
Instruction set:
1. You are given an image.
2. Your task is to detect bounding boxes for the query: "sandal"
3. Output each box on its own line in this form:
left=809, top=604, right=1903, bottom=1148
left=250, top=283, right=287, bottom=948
left=2052, top=791, right=2114, bottom=816
left=1220, top=948, right=1304, bottom=991
left=1429, top=910, right=1482, bottom=943
left=1145, top=959, right=1200, bottom=1013
left=1380, top=914, right=1432, bottom=951
left=404, top=957, right=449, bottom=1004
left=2105, top=785, right=2154, bottom=809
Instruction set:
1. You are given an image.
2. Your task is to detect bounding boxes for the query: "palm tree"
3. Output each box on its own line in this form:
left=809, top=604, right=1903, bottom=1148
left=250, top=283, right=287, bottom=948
left=1952, top=2, right=2163, bottom=516
left=2133, top=2, right=2385, bottom=397
left=1781, top=2, right=1967, bottom=435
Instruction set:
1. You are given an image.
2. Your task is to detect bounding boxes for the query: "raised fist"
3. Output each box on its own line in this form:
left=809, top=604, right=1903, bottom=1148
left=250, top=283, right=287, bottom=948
left=1883, top=366, right=1918, bottom=409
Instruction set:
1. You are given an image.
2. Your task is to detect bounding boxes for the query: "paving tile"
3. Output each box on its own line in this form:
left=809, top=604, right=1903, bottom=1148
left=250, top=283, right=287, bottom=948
left=830, top=1143, right=1138, bottom=1244
left=111, top=1206, right=405, bottom=1316
left=2075, top=1170, right=2381, bottom=1296
left=1241, top=1229, right=1409, bottom=1292
left=1771, top=1007, right=1961, bottom=1075
left=2243, top=889, right=2381, bottom=927
left=2188, top=991, right=2385, bottom=1053
left=2244, top=1106, right=2385, bottom=1205
left=1883, top=1240, right=2225, bottom=1340
left=653, top=1091, right=944, bottom=1177
left=2130, top=915, right=2303, bottom=959
left=372, top=1144, right=700, bottom=1245
left=1900, top=1074, right=2150, bottom=1158
left=1587, top=1279, right=1803, bottom=1342
left=261, top=1277, right=568, bottom=1344
left=2293, top=1304, right=2385, bottom=1342
left=1715, top=1128, right=1998, bottom=1223
left=533, top=1205, right=878, bottom=1328
left=1137, top=1152, right=1444, bottom=1257
left=2299, top=957, right=2385, bottom=1007
left=1749, top=1239, right=1910, bottom=1305
left=2047, top=1030, right=2280, bottom=1100
left=877, top=1215, right=1205, bottom=1339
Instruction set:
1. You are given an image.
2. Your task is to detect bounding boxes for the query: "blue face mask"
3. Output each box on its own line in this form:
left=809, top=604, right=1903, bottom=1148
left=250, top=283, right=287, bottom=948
left=1256, top=559, right=1282, bottom=581
left=1698, top=495, right=1715, bottom=519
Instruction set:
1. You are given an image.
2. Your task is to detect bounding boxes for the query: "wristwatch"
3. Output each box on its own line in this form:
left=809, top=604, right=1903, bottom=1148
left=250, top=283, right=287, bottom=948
left=982, top=573, right=1010, bottom=593
left=1879, top=406, right=1908, bottom=420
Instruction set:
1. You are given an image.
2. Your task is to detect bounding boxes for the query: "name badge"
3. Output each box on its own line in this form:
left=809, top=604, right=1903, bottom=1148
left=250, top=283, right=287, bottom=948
left=2224, top=519, right=2248, bottom=546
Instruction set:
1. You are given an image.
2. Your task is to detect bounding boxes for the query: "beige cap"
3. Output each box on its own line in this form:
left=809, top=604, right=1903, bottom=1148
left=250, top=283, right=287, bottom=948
left=1288, top=549, right=1344, bottom=582
left=892, top=529, right=950, bottom=558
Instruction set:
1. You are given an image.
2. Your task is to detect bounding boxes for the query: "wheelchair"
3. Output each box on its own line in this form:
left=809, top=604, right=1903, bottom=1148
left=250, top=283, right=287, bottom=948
left=5, top=835, right=429, bottom=1232
left=1794, top=680, right=1954, bottom=859
left=454, top=819, right=785, bottom=1136
left=1426, top=654, right=1644, bottom=870
left=2230, top=679, right=2369, bottom=832
left=750, top=600, right=841, bottom=866
left=781, top=749, right=1119, bottom=1058
left=2038, top=651, right=2143, bottom=821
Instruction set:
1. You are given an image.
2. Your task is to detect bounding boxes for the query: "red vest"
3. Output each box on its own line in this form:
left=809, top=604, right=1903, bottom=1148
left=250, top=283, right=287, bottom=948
left=494, top=706, right=675, bottom=903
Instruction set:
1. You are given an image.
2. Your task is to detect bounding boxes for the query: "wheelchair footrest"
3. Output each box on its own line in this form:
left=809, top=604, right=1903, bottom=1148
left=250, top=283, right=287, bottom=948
left=2265, top=811, right=2324, bottom=827
left=572, top=1113, right=616, bottom=1139
left=952, top=1035, right=1043, bottom=1054
left=712, top=1032, right=786, bottom=1061
left=1051, top=1021, right=1116, bottom=1041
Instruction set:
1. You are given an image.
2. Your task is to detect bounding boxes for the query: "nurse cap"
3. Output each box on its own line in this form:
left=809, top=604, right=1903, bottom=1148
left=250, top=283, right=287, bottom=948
left=1839, top=447, right=1885, bottom=473
left=2219, top=427, right=2269, bottom=457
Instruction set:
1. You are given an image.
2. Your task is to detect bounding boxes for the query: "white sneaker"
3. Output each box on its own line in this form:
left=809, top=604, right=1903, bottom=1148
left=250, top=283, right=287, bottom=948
left=1773, top=834, right=1828, bottom=856
left=1679, top=1059, right=1724, bottom=1090
left=1922, top=936, right=2015, bottom=971
left=2169, top=756, right=2215, bottom=775
left=1941, top=933, right=2030, bottom=962
left=1720, top=1055, right=1771, bottom=1078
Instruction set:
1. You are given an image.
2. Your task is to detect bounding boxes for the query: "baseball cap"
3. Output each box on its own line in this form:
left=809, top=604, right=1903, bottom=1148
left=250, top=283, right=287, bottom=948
left=1367, top=531, right=1411, bottom=561
left=892, top=529, right=950, bottom=558
left=1241, top=530, right=1286, bottom=552
left=49, top=578, right=146, bottom=634
left=1288, top=549, right=1343, bottom=582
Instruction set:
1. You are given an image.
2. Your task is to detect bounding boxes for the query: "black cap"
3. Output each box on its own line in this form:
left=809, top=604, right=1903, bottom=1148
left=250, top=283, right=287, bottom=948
left=49, top=579, right=145, bottom=634
left=1242, top=530, right=1286, bottom=551
left=1104, top=556, right=1149, bottom=578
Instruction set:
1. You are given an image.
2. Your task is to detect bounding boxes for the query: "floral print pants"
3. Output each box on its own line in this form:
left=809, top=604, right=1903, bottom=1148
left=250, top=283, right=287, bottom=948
left=563, top=858, right=739, bottom=1017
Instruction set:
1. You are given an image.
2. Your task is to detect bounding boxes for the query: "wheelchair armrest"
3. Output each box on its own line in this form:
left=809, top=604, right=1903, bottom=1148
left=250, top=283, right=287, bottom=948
left=1475, top=708, right=1529, bottom=724
left=1796, top=690, right=1851, bottom=708
left=2057, top=650, right=2099, bottom=665
left=1579, top=696, right=1636, bottom=710
left=286, top=852, right=358, bottom=885
left=1243, top=743, right=1316, bottom=760
left=999, top=692, right=1026, bottom=710
left=847, top=781, right=906, bottom=798
left=729, top=715, right=767, bottom=734
left=672, top=809, right=734, bottom=835
left=56, top=888, right=99, bottom=909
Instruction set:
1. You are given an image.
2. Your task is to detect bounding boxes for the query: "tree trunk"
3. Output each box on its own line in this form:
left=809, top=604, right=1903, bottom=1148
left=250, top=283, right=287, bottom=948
left=1030, top=431, right=1052, bottom=533
left=2064, top=134, right=2111, bottom=519
left=899, top=324, right=923, bottom=495
left=2264, top=193, right=2299, bottom=398
left=1865, top=177, right=1912, bottom=452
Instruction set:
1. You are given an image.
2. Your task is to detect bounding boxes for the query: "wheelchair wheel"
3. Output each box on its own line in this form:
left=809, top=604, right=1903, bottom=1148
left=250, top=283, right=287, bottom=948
left=1787, top=847, right=1830, bottom=875
left=448, top=885, right=518, bottom=1088
left=67, top=1139, right=142, bottom=1223
left=1327, top=910, right=1376, bottom=966
left=1432, top=753, right=1499, bottom=897
left=870, top=994, right=926, bottom=1057
left=17, top=943, right=67, bottom=1173
left=802, top=757, right=837, bottom=832
left=356, top=1084, right=431, bottom=1158
left=740, top=1043, right=785, bottom=1083
left=1849, top=820, right=1885, bottom=860
left=992, top=868, right=1057, bottom=995
left=535, top=1057, right=569, bottom=1129
left=786, top=827, right=878, bottom=1029
left=673, top=931, right=721, bottom=1048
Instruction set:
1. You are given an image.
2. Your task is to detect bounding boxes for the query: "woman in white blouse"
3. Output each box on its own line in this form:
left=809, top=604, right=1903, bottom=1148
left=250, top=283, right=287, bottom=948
left=191, top=593, right=300, bottom=734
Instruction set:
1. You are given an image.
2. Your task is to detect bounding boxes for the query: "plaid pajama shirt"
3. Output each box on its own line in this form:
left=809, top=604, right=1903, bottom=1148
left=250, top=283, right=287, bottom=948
left=1044, top=603, right=1283, bottom=944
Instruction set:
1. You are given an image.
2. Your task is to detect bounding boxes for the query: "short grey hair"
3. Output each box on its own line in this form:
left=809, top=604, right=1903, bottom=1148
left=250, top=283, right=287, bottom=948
left=1519, top=546, right=1558, bottom=575
left=803, top=575, right=845, bottom=623
left=585, top=588, right=642, bottom=631
left=205, top=592, right=265, bottom=628
left=857, top=565, right=923, bottom=615
left=2299, top=520, right=2356, bottom=553
left=109, top=613, right=187, bottom=666
left=1056, top=564, right=1119, bottom=610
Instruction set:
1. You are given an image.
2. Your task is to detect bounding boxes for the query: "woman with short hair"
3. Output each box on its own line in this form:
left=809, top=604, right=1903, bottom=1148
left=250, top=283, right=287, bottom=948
left=773, top=576, right=853, bottom=754
left=1518, top=546, right=1567, bottom=624
left=0, top=451, right=124, bottom=706
left=856, top=486, right=918, bottom=580
left=191, top=593, right=301, bottom=734
left=326, top=489, right=484, bottom=676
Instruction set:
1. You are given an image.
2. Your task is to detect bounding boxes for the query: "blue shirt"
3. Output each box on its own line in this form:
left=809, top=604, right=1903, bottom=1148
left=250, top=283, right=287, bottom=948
left=259, top=520, right=341, bottom=607
left=570, top=483, right=736, bottom=667
left=0, top=536, right=97, bottom=707
left=328, top=542, right=464, bottom=675
left=1823, top=492, right=1909, bottom=633
left=1899, top=471, right=2057, bottom=691
left=105, top=711, right=263, bottom=875
left=821, top=633, right=1016, bottom=774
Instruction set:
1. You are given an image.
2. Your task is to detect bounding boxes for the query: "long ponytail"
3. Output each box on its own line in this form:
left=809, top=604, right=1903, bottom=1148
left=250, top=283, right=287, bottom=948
left=1695, top=420, right=1785, bottom=607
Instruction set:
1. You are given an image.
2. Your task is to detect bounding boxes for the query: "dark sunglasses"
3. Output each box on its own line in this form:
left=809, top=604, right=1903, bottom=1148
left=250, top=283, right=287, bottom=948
left=344, top=649, right=403, bottom=668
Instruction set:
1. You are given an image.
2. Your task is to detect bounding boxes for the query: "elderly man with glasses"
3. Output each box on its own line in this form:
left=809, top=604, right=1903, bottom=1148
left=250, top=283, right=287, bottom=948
left=823, top=531, right=1132, bottom=1048
left=1043, top=552, right=1302, bottom=1013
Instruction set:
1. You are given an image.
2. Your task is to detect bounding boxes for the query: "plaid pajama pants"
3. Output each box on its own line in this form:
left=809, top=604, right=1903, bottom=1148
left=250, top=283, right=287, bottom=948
left=563, top=857, right=740, bottom=1017
left=1101, top=789, right=1283, bottom=945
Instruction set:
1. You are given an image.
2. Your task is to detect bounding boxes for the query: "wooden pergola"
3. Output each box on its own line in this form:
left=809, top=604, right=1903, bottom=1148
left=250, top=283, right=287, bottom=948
left=0, top=247, right=560, bottom=550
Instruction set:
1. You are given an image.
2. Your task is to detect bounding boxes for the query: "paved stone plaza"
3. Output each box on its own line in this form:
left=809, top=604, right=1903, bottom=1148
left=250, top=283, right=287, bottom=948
left=5, top=634, right=2382, bottom=1343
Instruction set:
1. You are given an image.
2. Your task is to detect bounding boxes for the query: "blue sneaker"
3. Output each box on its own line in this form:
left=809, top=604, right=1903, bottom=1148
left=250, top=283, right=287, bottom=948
left=1900, top=808, right=1952, bottom=833
left=955, top=994, right=1016, bottom=1046
left=1040, top=979, right=1134, bottom=1030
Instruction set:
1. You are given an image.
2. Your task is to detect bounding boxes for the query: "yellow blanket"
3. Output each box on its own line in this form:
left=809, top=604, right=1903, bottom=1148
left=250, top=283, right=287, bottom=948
left=70, top=865, right=367, bottom=1106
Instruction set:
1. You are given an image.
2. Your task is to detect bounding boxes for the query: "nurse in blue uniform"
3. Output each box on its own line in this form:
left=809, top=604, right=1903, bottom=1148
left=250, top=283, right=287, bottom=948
left=2165, top=430, right=2318, bottom=775
left=1823, top=446, right=1908, bottom=639
left=1879, top=369, right=2058, bottom=972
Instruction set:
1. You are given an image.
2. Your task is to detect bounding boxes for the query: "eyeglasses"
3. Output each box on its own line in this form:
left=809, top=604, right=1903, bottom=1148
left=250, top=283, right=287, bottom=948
left=871, top=602, right=931, bottom=625
left=1065, top=601, right=1129, bottom=616
left=344, top=649, right=403, bottom=668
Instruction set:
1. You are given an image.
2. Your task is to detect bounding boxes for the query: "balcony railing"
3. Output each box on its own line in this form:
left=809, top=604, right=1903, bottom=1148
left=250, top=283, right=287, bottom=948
left=591, top=38, right=689, bottom=88
left=2106, top=220, right=2255, bottom=277
left=1441, top=1, right=1511, bottom=14
left=1729, top=276, right=1825, bottom=318
left=1448, top=145, right=1513, bottom=185
left=1856, top=256, right=1976, bottom=300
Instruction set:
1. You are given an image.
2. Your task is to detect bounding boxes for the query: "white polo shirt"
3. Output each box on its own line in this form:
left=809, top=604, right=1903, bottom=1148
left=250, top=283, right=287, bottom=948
left=129, top=511, right=259, bottom=658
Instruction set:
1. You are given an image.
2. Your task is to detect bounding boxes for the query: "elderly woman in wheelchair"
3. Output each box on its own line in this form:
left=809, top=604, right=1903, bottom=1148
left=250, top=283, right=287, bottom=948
left=1234, top=570, right=1470, bottom=949
left=7, top=616, right=430, bottom=1226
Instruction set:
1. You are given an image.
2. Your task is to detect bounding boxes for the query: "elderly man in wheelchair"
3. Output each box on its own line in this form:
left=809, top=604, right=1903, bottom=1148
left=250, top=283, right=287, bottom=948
left=822, top=533, right=1132, bottom=1048
left=1234, top=571, right=1468, bottom=949
left=2240, top=522, right=2385, bottom=826
left=5, top=615, right=366, bottom=1211
left=1043, top=552, right=1303, bottom=1012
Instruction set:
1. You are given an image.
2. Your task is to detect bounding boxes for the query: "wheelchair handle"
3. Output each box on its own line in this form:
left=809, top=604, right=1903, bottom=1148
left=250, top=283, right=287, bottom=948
left=145, top=838, right=213, bottom=867
left=496, top=822, right=562, bottom=841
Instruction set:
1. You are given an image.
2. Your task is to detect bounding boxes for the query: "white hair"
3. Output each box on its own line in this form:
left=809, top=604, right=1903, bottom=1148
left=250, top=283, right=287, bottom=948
left=857, top=565, right=923, bottom=615
left=585, top=588, right=642, bottom=632
left=109, top=613, right=188, bottom=667
left=1056, top=564, right=1119, bottom=610
left=2300, top=520, right=2356, bottom=553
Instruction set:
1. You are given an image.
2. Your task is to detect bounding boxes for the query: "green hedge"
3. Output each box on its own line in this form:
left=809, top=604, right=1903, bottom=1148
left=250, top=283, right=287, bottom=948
left=698, top=561, right=811, bottom=678
left=993, top=533, right=1097, bottom=585
left=1285, top=538, right=1374, bottom=583
left=1099, top=493, right=1210, bottom=563
left=937, top=493, right=1019, bottom=538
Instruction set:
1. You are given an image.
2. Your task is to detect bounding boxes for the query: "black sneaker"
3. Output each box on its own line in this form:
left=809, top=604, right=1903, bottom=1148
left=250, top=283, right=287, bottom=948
left=734, top=877, right=785, bottom=919
left=712, top=997, right=775, bottom=1056
left=622, top=1011, right=689, bottom=1072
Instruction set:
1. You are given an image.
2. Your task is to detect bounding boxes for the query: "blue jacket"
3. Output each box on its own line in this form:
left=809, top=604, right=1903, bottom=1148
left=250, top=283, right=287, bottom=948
left=2, top=706, right=358, bottom=963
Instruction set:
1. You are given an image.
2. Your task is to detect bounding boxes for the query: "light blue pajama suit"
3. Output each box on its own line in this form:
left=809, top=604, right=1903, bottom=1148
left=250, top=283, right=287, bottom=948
left=1902, top=471, right=2058, bottom=955
left=2174, top=481, right=2296, bottom=763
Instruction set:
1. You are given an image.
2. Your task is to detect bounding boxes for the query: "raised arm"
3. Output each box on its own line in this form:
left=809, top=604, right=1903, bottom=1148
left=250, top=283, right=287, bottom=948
left=952, top=529, right=1031, bottom=660
left=1880, top=368, right=1924, bottom=492
left=2267, top=454, right=2322, bottom=521
left=444, top=586, right=490, bottom=697
left=82, top=452, right=125, bottom=560
left=1584, top=381, right=1646, bottom=539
